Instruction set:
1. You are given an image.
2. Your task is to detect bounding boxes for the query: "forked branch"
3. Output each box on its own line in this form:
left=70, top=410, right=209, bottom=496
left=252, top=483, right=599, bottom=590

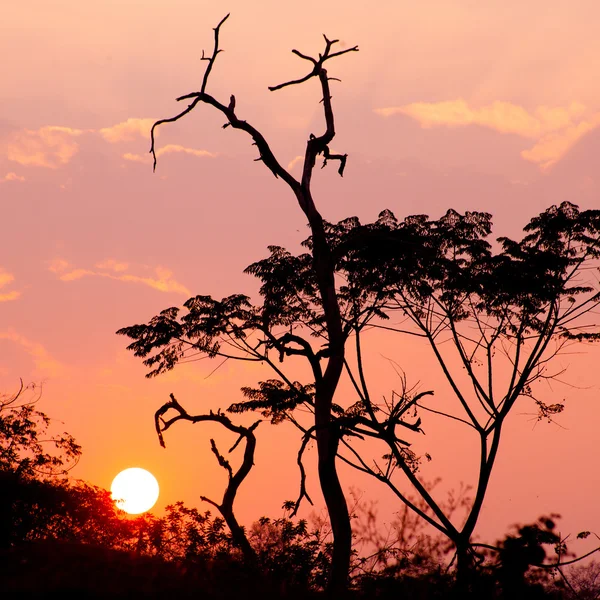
left=268, top=35, right=358, bottom=92
left=154, top=393, right=260, bottom=561
left=290, top=427, right=317, bottom=517
left=148, top=15, right=357, bottom=209
left=201, top=13, right=230, bottom=94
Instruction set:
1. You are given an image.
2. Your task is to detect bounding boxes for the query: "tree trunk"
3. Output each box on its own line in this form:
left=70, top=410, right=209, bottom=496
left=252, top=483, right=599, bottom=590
left=219, top=505, right=257, bottom=566
left=316, top=414, right=351, bottom=595
left=455, top=539, right=476, bottom=597
left=0, top=472, right=18, bottom=548
left=144, top=20, right=358, bottom=591
left=309, top=221, right=352, bottom=595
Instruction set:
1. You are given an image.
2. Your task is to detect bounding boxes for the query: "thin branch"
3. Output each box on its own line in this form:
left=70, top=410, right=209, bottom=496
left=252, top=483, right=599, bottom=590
left=209, top=438, right=233, bottom=479
left=337, top=437, right=452, bottom=538
left=355, top=327, right=376, bottom=421
left=414, top=401, right=477, bottom=430
left=268, top=40, right=358, bottom=92
left=290, top=427, right=316, bottom=517
left=153, top=392, right=260, bottom=562
left=400, top=294, right=483, bottom=431
left=322, top=146, right=348, bottom=176
left=201, top=14, right=230, bottom=94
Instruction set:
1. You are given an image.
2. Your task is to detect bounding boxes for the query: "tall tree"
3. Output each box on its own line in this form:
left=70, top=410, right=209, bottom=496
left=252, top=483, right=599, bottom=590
left=330, top=201, right=600, bottom=580
left=121, top=201, right=600, bottom=589
left=118, top=13, right=600, bottom=590
left=236, top=202, right=600, bottom=582
left=120, top=14, right=358, bottom=593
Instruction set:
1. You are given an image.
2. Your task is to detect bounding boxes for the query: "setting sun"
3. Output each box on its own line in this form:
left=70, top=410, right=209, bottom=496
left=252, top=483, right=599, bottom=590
left=111, top=468, right=159, bottom=515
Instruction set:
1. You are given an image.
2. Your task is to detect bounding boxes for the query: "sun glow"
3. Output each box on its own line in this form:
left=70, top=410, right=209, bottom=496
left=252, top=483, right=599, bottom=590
left=111, top=468, right=159, bottom=515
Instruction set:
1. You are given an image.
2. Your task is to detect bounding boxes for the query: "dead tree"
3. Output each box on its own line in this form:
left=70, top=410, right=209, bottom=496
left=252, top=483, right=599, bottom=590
left=143, top=15, right=358, bottom=593
left=155, top=393, right=260, bottom=564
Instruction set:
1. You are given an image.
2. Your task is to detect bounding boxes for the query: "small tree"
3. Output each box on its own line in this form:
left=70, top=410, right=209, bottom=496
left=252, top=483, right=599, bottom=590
left=0, top=380, right=81, bottom=479
left=154, top=393, right=260, bottom=564
left=0, top=380, right=81, bottom=547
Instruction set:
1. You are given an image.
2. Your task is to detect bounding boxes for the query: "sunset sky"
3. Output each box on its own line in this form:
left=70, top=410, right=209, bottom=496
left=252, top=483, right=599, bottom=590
left=2, top=1, right=599, bottom=551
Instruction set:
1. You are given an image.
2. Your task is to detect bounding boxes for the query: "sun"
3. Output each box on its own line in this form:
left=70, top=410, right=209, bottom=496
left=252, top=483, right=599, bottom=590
left=111, top=467, right=160, bottom=515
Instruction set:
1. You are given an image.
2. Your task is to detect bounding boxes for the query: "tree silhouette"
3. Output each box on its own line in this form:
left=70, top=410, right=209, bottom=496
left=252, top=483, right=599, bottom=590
left=236, top=201, right=600, bottom=585
left=119, top=13, right=358, bottom=593
left=0, top=380, right=81, bottom=547
left=117, top=12, right=600, bottom=591
left=120, top=199, right=600, bottom=590
left=154, top=393, right=260, bottom=564
left=0, top=380, right=81, bottom=478
left=326, top=201, right=600, bottom=584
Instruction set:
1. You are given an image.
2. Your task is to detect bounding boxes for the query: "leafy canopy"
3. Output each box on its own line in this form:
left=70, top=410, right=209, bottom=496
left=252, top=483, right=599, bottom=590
left=119, top=201, right=600, bottom=424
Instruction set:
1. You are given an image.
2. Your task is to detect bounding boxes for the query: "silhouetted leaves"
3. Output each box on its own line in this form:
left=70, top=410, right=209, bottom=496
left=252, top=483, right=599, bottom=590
left=117, top=202, right=600, bottom=470
left=0, top=382, right=81, bottom=479
left=118, top=202, right=600, bottom=590
left=229, top=380, right=315, bottom=424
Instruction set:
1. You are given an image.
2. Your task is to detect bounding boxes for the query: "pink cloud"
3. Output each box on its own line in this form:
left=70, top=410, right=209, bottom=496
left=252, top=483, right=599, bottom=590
left=521, top=116, right=600, bottom=170
left=0, top=331, right=64, bottom=378
left=1, top=119, right=214, bottom=171
left=121, top=152, right=149, bottom=164
left=0, top=290, right=20, bottom=302
left=376, top=99, right=600, bottom=169
left=0, top=269, right=20, bottom=302
left=49, top=259, right=190, bottom=296
left=286, top=155, right=303, bottom=172
left=48, top=259, right=71, bottom=274
left=98, top=118, right=157, bottom=143
left=123, top=144, right=216, bottom=164
left=0, top=172, right=25, bottom=183
left=95, top=259, right=129, bottom=273
left=2, top=126, right=85, bottom=168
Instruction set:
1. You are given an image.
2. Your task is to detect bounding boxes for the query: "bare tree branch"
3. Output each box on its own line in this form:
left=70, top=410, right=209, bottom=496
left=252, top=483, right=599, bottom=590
left=201, top=13, right=230, bottom=94
left=153, top=392, right=260, bottom=562
left=268, top=37, right=358, bottom=92
left=290, top=427, right=316, bottom=517
left=209, top=438, right=233, bottom=479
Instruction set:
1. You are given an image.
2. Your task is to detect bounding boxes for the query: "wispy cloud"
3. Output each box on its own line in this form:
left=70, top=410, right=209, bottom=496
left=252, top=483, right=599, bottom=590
left=2, top=126, right=85, bottom=168
left=0, top=118, right=214, bottom=171
left=376, top=99, right=600, bottom=169
left=123, top=144, right=216, bottom=164
left=0, top=118, right=153, bottom=169
left=0, top=172, right=25, bottom=183
left=49, top=259, right=190, bottom=296
left=287, top=155, right=303, bottom=171
left=48, top=259, right=70, bottom=274
left=95, top=259, right=129, bottom=272
left=99, top=118, right=157, bottom=143
left=0, top=331, right=64, bottom=378
left=376, top=100, right=586, bottom=137
left=0, top=269, right=21, bottom=302
left=520, top=117, right=600, bottom=169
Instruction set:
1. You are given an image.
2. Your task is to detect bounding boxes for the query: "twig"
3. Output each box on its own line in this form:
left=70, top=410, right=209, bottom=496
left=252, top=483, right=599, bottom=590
left=291, top=427, right=316, bottom=516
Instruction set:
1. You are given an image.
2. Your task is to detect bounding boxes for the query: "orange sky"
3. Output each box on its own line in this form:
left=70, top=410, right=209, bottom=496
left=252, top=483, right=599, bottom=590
left=2, top=1, right=599, bottom=552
